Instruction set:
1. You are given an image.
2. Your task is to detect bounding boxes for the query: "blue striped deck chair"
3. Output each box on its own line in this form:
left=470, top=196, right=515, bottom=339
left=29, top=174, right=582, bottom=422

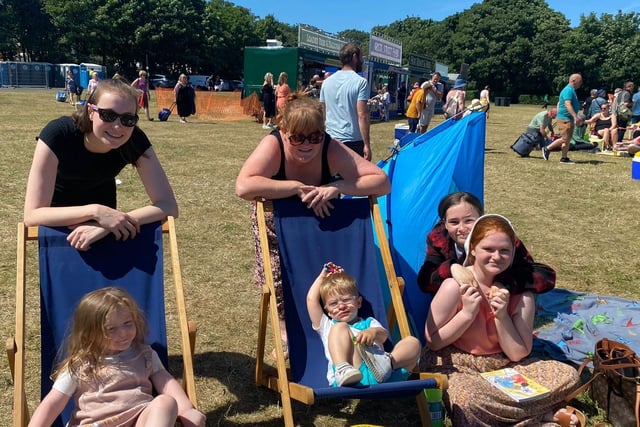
left=6, top=218, right=197, bottom=427
left=254, top=197, right=447, bottom=427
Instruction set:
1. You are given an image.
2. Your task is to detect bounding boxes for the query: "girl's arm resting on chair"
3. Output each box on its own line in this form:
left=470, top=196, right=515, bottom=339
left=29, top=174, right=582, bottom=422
left=28, top=388, right=70, bottom=427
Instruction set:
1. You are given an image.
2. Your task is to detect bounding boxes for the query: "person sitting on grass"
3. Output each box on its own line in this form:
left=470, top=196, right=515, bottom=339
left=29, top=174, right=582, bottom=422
left=570, top=114, right=599, bottom=152
left=584, top=102, right=617, bottom=152
left=417, top=191, right=556, bottom=297
left=307, top=262, right=420, bottom=387
left=422, top=215, right=583, bottom=426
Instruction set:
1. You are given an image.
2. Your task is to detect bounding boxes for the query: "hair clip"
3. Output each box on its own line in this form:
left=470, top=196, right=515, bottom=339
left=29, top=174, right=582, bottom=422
left=323, top=262, right=344, bottom=275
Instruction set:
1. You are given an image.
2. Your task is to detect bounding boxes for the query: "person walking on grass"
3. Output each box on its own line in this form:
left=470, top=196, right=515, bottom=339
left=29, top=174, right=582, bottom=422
left=131, top=70, right=154, bottom=122
left=543, top=74, right=583, bottom=164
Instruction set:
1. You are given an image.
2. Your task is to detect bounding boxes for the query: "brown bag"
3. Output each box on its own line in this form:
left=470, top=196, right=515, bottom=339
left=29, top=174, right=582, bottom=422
left=568, top=338, right=640, bottom=427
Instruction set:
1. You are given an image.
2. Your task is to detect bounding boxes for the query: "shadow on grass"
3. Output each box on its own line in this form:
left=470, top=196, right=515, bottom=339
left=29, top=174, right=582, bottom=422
left=169, top=351, right=425, bottom=426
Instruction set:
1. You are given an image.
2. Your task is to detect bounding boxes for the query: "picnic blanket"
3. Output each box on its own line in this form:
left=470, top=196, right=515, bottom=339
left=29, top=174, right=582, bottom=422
left=533, top=288, right=640, bottom=366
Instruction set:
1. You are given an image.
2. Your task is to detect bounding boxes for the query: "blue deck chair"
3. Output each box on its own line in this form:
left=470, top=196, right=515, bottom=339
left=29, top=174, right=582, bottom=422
left=6, top=218, right=197, bottom=427
left=254, top=197, right=447, bottom=427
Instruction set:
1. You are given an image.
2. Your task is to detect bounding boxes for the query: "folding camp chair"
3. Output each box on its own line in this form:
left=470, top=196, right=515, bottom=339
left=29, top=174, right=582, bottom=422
left=254, top=197, right=447, bottom=427
left=6, top=217, right=197, bottom=426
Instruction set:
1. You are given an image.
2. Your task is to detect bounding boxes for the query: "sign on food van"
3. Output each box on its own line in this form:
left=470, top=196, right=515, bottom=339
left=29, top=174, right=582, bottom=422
left=369, top=34, right=402, bottom=66
left=407, top=54, right=433, bottom=74
left=298, top=25, right=344, bottom=56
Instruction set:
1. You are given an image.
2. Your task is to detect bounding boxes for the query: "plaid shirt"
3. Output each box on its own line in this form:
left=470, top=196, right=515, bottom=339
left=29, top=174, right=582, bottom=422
left=417, top=222, right=556, bottom=295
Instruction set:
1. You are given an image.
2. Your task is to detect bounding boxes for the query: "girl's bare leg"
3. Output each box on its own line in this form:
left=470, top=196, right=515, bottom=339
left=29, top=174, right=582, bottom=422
left=135, top=394, right=178, bottom=427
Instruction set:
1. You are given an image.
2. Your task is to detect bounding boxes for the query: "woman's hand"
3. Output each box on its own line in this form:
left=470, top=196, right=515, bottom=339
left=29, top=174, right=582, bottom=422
left=67, top=223, right=110, bottom=251
left=94, top=205, right=140, bottom=240
left=489, top=283, right=510, bottom=319
left=298, top=185, right=338, bottom=218
left=459, top=283, right=481, bottom=319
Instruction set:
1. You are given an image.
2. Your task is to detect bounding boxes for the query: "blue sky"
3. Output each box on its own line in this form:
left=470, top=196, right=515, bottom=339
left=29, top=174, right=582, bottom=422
left=232, top=0, right=640, bottom=34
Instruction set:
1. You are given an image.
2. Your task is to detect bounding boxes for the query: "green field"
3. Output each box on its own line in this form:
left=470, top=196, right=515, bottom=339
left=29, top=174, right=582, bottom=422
left=1, top=89, right=638, bottom=425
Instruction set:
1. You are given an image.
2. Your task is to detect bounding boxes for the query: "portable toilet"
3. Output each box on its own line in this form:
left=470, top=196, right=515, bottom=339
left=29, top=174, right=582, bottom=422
left=57, top=63, right=80, bottom=88
left=0, top=61, right=51, bottom=87
left=0, top=62, right=9, bottom=87
left=27, top=62, right=52, bottom=87
left=80, top=63, right=106, bottom=88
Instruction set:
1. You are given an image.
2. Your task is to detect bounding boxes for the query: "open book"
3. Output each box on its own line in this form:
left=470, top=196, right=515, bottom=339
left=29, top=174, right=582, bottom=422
left=480, top=368, right=550, bottom=402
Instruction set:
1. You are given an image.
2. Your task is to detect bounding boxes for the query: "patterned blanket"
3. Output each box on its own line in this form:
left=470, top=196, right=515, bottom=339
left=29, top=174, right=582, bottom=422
left=533, top=288, right=640, bottom=366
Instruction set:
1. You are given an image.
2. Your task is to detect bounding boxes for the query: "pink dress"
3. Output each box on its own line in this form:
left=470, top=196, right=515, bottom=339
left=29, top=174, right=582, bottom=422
left=53, top=345, right=163, bottom=426
left=276, top=83, right=291, bottom=112
left=421, top=292, right=580, bottom=425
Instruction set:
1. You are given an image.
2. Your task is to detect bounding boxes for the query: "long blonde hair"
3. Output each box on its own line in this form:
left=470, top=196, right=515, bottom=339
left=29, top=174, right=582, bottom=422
left=53, top=287, right=148, bottom=382
left=277, top=71, right=288, bottom=85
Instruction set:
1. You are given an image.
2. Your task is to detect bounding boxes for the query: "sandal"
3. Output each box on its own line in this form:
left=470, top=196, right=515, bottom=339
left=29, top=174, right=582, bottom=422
left=555, top=406, right=586, bottom=427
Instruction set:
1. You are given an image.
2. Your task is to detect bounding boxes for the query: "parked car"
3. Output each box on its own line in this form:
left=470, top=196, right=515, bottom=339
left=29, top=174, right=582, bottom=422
left=214, top=79, right=244, bottom=91
left=149, top=74, right=176, bottom=89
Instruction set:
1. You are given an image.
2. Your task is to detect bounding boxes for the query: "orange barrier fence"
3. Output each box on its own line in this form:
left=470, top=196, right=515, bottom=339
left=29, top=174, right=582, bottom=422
left=155, top=89, right=262, bottom=122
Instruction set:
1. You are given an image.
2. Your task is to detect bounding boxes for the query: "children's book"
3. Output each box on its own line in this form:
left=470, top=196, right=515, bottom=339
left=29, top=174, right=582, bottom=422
left=480, top=368, right=550, bottom=402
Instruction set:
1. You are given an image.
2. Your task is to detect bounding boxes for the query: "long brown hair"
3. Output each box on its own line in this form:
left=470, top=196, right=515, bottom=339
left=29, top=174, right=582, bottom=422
left=53, top=287, right=148, bottom=382
left=437, top=191, right=484, bottom=221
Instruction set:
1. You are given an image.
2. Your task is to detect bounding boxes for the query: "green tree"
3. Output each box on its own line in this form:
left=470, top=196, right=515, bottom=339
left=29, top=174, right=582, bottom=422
left=254, top=15, right=297, bottom=47
left=203, top=0, right=262, bottom=77
left=42, top=0, right=97, bottom=62
left=1, top=0, right=57, bottom=61
left=591, top=12, right=640, bottom=90
left=144, top=0, right=207, bottom=74
left=338, top=29, right=370, bottom=56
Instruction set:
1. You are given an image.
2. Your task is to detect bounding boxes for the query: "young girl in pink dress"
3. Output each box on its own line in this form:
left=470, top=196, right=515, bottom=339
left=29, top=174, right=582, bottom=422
left=29, top=287, right=205, bottom=427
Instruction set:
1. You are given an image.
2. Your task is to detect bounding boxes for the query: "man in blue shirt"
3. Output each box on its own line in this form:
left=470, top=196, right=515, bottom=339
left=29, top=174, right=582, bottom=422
left=543, top=73, right=584, bottom=164
left=320, top=42, right=371, bottom=160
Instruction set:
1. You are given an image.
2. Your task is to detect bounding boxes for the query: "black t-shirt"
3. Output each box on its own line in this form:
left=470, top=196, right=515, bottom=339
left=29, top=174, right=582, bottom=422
left=38, top=116, right=152, bottom=208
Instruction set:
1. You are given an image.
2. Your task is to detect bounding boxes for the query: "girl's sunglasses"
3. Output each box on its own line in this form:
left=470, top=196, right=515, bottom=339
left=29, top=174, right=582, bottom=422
left=286, top=131, right=324, bottom=146
left=90, top=104, right=139, bottom=127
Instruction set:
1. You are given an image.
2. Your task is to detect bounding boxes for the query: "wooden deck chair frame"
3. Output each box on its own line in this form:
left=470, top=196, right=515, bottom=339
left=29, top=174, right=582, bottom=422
left=254, top=196, right=447, bottom=427
left=6, top=216, right=197, bottom=426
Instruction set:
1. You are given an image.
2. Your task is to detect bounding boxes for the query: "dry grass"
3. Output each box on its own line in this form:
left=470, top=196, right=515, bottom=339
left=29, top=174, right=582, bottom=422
left=1, top=89, right=638, bottom=426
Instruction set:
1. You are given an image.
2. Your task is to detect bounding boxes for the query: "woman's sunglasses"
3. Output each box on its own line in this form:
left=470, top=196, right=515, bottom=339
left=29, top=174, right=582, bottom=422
left=286, top=131, right=324, bottom=146
left=90, top=104, right=139, bottom=127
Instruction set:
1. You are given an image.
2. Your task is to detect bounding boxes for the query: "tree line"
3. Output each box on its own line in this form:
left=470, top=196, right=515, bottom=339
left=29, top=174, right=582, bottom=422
left=1, top=0, right=639, bottom=98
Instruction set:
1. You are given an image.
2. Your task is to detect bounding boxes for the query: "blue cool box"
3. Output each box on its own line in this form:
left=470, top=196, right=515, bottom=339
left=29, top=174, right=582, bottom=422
left=633, top=155, right=640, bottom=180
